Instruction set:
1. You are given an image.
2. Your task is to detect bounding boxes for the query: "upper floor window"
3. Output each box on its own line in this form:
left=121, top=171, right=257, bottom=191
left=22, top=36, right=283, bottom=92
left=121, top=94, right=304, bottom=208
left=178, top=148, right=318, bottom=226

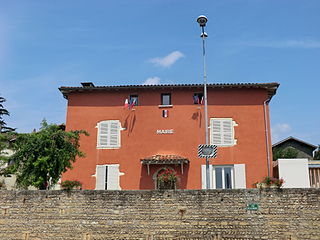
left=193, top=93, right=203, bottom=104
left=129, top=94, right=138, bottom=107
left=96, top=120, right=121, bottom=149
left=210, top=118, right=238, bottom=147
left=161, top=93, right=171, bottom=105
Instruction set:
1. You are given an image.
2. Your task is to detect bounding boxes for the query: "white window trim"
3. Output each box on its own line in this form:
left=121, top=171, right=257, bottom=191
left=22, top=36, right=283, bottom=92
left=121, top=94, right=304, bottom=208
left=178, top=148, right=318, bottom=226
left=158, top=105, right=173, bottom=108
left=96, top=120, right=122, bottom=149
left=210, top=118, right=238, bottom=147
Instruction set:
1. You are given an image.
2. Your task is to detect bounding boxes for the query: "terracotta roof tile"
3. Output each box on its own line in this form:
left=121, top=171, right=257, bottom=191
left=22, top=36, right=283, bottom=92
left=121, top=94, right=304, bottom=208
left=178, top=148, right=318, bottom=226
left=59, top=82, right=280, bottom=99
left=141, top=155, right=189, bottom=165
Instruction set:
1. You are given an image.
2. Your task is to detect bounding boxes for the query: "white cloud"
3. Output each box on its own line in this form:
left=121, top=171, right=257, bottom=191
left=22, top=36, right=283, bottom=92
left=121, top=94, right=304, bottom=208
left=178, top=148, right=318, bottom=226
left=271, top=123, right=292, bottom=143
left=240, top=39, right=320, bottom=49
left=149, top=51, right=184, bottom=68
left=143, top=77, right=160, bottom=85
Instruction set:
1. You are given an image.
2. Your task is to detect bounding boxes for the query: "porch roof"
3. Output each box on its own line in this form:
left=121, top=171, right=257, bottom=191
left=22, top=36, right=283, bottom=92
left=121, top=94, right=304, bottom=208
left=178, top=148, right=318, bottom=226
left=140, top=154, right=189, bottom=165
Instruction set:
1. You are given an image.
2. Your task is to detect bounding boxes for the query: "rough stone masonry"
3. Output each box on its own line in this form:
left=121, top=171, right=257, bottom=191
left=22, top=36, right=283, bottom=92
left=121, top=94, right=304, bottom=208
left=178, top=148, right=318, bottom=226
left=0, top=189, right=320, bottom=240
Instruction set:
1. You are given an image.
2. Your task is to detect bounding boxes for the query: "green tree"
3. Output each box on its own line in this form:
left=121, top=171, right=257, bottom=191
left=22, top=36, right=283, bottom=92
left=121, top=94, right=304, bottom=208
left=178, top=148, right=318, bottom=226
left=1, top=120, right=88, bottom=189
left=0, top=96, right=15, bottom=167
left=314, top=145, right=320, bottom=160
left=0, top=96, right=14, bottom=133
left=273, top=147, right=299, bottom=161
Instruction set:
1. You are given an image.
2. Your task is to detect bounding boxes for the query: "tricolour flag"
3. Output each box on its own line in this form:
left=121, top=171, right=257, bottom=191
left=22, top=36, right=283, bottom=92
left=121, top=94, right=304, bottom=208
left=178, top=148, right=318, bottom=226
left=162, top=109, right=169, bottom=118
left=130, top=98, right=136, bottom=109
left=124, top=99, right=129, bottom=109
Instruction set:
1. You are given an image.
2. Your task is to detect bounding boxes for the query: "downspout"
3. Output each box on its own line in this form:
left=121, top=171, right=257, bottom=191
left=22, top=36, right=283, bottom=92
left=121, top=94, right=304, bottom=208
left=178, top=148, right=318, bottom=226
left=263, top=98, right=271, bottom=177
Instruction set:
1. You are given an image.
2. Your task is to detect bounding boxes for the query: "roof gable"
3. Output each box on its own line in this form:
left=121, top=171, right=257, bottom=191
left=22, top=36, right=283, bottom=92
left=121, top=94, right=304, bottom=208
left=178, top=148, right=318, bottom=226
left=273, top=136, right=317, bottom=150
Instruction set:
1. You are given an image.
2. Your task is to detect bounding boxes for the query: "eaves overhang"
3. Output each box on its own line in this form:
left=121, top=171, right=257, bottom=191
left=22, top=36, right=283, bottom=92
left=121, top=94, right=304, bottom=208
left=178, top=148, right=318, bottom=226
left=59, top=82, right=280, bottom=100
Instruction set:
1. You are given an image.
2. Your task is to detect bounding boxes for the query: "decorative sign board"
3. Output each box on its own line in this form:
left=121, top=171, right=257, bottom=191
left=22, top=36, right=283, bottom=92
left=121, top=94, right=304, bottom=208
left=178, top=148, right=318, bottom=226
left=198, top=144, right=217, bottom=158
left=156, top=129, right=174, bottom=134
left=246, top=203, right=259, bottom=211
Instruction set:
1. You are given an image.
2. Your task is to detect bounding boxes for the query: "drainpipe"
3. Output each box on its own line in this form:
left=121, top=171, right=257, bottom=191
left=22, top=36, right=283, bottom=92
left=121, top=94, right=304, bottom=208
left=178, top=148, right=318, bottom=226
left=263, top=98, right=271, bottom=177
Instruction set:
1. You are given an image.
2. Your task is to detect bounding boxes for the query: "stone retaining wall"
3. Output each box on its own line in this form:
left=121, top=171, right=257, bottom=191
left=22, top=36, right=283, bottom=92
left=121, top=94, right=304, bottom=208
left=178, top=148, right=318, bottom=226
left=0, top=189, right=319, bottom=239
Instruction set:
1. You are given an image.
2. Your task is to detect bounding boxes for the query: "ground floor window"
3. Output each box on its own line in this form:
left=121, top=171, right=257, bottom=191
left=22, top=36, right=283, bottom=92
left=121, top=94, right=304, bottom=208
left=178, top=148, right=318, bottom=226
left=96, top=164, right=121, bottom=190
left=201, top=164, right=246, bottom=189
left=213, top=166, right=234, bottom=189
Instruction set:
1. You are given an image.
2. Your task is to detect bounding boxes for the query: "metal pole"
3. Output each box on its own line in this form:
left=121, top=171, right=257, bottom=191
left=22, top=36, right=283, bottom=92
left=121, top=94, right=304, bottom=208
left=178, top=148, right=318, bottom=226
left=263, top=99, right=271, bottom=177
left=201, top=26, right=210, bottom=189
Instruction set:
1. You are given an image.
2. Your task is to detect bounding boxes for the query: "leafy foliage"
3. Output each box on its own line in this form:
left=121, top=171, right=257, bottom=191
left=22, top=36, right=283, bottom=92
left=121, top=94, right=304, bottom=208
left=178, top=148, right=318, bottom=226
left=272, top=147, right=299, bottom=161
left=0, top=96, right=15, bottom=168
left=0, top=96, right=15, bottom=133
left=157, top=168, right=177, bottom=183
left=1, top=120, right=88, bottom=189
left=60, top=180, right=82, bottom=190
left=314, top=145, right=320, bottom=160
left=255, top=176, right=285, bottom=188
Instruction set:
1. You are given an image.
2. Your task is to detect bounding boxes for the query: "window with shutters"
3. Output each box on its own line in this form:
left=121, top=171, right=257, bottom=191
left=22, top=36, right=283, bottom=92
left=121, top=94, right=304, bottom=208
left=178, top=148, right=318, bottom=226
left=96, top=120, right=121, bottom=149
left=201, top=164, right=246, bottom=189
left=210, top=118, right=237, bottom=147
left=95, top=164, right=121, bottom=190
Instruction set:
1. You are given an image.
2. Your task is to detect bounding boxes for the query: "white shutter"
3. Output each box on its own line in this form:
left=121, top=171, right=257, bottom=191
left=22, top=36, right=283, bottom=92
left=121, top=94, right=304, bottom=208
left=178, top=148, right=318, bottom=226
left=210, top=118, right=236, bottom=147
left=97, top=120, right=121, bottom=149
left=97, top=122, right=109, bottom=148
left=201, top=165, right=213, bottom=189
left=107, top=164, right=121, bottom=190
left=96, top=165, right=106, bottom=190
left=109, top=121, right=120, bottom=148
left=211, top=119, right=222, bottom=145
left=234, top=164, right=246, bottom=189
left=201, top=165, right=206, bottom=189
left=222, top=120, right=233, bottom=145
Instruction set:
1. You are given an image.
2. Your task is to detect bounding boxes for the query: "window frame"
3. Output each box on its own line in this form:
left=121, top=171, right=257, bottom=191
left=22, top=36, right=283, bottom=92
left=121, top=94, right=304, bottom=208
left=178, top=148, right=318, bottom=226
left=129, top=94, right=139, bottom=106
left=160, top=93, right=171, bottom=106
left=193, top=93, right=203, bottom=105
left=212, top=165, right=234, bottom=189
left=96, top=120, right=121, bottom=149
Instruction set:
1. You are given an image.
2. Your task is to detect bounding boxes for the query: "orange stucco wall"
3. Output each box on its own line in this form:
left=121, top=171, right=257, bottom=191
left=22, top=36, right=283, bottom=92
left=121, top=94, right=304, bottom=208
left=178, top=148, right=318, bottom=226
left=62, top=87, right=273, bottom=190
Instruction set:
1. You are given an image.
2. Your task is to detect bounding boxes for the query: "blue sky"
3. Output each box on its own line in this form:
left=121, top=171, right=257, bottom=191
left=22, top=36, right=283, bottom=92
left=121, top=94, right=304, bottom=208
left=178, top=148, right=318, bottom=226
left=0, top=1, right=319, bottom=145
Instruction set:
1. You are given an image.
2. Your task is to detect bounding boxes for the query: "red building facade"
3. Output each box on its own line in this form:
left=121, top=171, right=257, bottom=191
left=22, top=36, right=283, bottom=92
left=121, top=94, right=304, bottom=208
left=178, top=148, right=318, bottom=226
left=59, top=82, right=279, bottom=190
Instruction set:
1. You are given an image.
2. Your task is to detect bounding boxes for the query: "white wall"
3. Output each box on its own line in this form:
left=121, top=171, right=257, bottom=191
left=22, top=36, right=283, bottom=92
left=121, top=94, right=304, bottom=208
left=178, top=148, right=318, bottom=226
left=278, top=159, right=310, bottom=188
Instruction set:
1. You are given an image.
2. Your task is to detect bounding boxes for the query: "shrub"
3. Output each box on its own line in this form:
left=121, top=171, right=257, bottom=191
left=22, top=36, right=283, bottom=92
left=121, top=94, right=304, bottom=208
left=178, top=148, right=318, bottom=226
left=60, top=180, right=82, bottom=190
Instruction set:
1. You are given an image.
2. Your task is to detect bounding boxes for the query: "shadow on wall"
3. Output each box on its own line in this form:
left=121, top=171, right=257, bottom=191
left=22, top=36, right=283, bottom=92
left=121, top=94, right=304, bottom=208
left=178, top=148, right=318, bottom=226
left=122, top=111, right=136, bottom=136
left=191, top=108, right=202, bottom=128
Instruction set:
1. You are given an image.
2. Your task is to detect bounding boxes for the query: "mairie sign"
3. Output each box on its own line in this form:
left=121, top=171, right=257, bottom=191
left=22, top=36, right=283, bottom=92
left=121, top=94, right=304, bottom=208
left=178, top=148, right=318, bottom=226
left=198, top=144, right=217, bottom=158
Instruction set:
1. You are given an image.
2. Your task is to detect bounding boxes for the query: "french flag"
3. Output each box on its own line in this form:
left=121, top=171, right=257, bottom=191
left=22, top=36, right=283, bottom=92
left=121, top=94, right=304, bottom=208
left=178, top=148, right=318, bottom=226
left=163, top=109, right=169, bottom=118
left=124, top=99, right=129, bottom=109
left=130, top=98, right=136, bottom=109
